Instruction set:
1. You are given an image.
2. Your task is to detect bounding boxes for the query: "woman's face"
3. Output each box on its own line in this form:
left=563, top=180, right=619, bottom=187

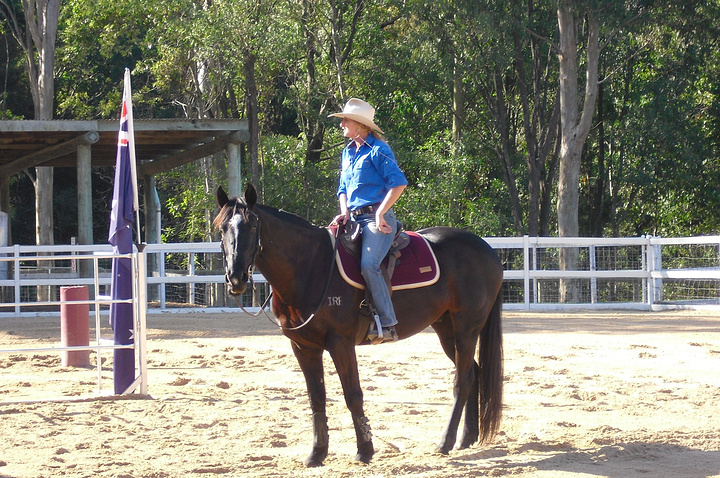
left=340, top=118, right=364, bottom=140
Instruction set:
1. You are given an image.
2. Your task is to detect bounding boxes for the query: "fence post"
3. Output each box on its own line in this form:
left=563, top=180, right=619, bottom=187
left=136, top=246, right=149, bottom=395
left=645, top=235, right=662, bottom=305
left=13, top=244, right=20, bottom=316
left=590, top=245, right=597, bottom=304
left=188, top=251, right=195, bottom=305
left=523, top=235, right=530, bottom=309
left=159, top=249, right=166, bottom=309
left=644, top=235, right=652, bottom=305
left=654, top=239, right=663, bottom=304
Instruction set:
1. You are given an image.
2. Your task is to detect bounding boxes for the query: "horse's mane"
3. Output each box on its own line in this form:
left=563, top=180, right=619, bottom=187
left=256, top=204, right=325, bottom=234
left=213, top=197, right=323, bottom=234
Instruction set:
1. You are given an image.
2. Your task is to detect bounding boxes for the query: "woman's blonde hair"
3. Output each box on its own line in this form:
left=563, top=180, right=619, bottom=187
left=357, top=122, right=386, bottom=142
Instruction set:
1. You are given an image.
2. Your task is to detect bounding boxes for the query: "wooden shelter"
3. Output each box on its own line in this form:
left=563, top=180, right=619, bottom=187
left=0, top=119, right=249, bottom=247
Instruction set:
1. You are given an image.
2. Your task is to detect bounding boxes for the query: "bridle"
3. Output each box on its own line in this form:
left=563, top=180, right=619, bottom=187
left=221, top=206, right=339, bottom=331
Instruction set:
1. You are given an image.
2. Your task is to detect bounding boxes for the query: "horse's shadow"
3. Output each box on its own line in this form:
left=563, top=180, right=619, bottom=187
left=450, top=441, right=720, bottom=477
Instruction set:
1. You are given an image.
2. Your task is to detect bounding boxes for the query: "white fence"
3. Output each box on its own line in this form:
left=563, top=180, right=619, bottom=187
left=0, top=245, right=148, bottom=398
left=489, top=235, right=720, bottom=310
left=1, top=235, right=719, bottom=317
left=1, top=235, right=717, bottom=402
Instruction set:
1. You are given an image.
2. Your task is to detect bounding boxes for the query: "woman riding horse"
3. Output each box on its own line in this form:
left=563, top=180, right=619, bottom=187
left=214, top=184, right=504, bottom=466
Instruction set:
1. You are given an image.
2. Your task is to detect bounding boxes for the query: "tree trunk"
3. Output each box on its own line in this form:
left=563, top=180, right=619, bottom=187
left=452, top=54, right=465, bottom=148
left=300, top=0, right=324, bottom=164
left=557, top=1, right=599, bottom=302
left=513, top=26, right=560, bottom=237
left=329, top=0, right=346, bottom=100
left=592, top=81, right=606, bottom=237
left=540, top=127, right=561, bottom=237
left=244, top=50, right=262, bottom=307
left=245, top=50, right=260, bottom=189
left=493, top=68, right=525, bottom=234
left=12, top=0, right=61, bottom=301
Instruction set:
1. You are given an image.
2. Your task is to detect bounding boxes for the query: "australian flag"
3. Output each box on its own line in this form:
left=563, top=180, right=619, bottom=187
left=109, top=68, right=139, bottom=394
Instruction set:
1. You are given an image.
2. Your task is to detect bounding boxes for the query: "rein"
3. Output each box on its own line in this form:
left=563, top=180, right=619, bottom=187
left=228, top=214, right=339, bottom=332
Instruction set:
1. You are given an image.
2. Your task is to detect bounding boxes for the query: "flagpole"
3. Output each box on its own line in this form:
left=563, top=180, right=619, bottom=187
left=123, top=68, right=142, bottom=244
left=109, top=68, right=140, bottom=394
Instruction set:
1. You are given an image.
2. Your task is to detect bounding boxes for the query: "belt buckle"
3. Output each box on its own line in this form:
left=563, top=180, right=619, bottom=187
left=352, top=204, right=376, bottom=217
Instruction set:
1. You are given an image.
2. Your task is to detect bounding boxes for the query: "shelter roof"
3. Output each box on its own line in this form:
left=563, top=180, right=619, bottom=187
left=0, top=119, right=249, bottom=177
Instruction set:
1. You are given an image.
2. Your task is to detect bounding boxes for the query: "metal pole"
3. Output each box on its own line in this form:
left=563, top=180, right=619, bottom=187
left=136, top=245, right=149, bottom=395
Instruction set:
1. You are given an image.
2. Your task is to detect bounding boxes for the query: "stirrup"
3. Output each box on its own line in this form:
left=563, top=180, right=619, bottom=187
left=367, top=315, right=382, bottom=341
left=367, top=313, right=398, bottom=344
left=371, top=326, right=398, bottom=345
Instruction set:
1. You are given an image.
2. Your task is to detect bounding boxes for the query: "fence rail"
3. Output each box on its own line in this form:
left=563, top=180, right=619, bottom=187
left=0, top=246, right=148, bottom=399
left=1, top=235, right=719, bottom=316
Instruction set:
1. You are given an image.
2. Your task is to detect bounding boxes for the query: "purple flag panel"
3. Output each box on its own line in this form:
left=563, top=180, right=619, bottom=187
left=109, top=69, right=137, bottom=394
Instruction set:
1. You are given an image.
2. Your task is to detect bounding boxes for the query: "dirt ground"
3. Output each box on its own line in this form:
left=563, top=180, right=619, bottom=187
left=1, top=309, right=719, bottom=478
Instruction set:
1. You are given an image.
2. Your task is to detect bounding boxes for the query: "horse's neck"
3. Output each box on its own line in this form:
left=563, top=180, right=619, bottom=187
left=255, top=206, right=331, bottom=305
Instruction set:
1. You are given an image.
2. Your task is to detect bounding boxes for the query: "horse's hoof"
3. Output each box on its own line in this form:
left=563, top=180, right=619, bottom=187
left=304, top=448, right=328, bottom=467
left=355, top=441, right=375, bottom=463
left=458, top=436, right=478, bottom=449
left=435, top=443, right=452, bottom=455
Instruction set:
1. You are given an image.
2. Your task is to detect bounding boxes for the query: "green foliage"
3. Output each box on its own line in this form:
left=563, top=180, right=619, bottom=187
left=56, top=0, right=161, bottom=118
left=259, top=134, right=339, bottom=226
left=396, top=134, right=515, bottom=236
left=156, top=159, right=223, bottom=243
left=4, top=0, right=720, bottom=245
left=579, top=0, right=720, bottom=237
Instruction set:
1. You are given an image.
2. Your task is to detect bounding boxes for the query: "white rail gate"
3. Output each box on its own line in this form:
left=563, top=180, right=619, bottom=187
left=1, top=235, right=718, bottom=402
left=0, top=244, right=148, bottom=401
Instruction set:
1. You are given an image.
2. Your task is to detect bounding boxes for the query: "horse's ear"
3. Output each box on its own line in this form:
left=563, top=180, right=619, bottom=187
left=216, top=186, right=229, bottom=208
left=244, top=184, right=257, bottom=208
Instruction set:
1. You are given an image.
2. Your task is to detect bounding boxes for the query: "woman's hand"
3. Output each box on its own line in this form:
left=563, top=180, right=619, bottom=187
left=331, top=212, right=350, bottom=226
left=376, top=212, right=392, bottom=234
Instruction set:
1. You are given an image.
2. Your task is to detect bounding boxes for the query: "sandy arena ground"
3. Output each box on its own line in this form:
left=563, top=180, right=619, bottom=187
left=1, top=309, right=719, bottom=478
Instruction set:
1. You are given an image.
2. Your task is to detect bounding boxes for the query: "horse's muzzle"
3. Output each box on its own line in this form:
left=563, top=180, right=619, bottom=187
left=226, top=271, right=249, bottom=296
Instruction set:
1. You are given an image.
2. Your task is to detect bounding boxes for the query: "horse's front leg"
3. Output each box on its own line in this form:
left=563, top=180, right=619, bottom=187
left=328, top=339, right=375, bottom=463
left=291, top=341, right=329, bottom=467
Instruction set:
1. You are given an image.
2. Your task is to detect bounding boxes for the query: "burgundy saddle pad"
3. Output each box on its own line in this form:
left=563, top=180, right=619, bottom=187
left=333, top=230, right=440, bottom=291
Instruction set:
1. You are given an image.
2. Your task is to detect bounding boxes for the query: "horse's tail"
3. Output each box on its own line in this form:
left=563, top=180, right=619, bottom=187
left=478, top=289, right=503, bottom=443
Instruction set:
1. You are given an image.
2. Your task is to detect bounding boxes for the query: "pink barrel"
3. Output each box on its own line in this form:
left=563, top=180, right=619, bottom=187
left=60, top=285, right=90, bottom=367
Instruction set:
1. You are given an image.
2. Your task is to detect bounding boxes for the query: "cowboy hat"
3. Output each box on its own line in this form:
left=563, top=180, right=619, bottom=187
left=329, top=98, right=384, bottom=134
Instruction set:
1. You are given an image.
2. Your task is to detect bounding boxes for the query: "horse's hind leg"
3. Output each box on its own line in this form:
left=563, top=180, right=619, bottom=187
left=291, top=341, right=329, bottom=467
left=459, top=361, right=480, bottom=449
left=431, top=316, right=480, bottom=454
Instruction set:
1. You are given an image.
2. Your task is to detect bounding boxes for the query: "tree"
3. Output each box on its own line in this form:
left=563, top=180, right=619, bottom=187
left=1, top=0, right=60, bottom=300
left=512, top=1, right=560, bottom=236
left=556, top=0, right=599, bottom=301
left=1, top=0, right=60, bottom=239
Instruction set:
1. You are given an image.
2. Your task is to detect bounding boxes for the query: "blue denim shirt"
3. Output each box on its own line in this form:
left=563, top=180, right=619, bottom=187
left=336, top=134, right=408, bottom=211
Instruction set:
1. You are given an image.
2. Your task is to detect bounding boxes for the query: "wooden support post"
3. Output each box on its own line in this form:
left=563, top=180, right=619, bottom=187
left=143, top=175, right=160, bottom=301
left=227, top=140, right=242, bottom=198
left=77, top=133, right=98, bottom=280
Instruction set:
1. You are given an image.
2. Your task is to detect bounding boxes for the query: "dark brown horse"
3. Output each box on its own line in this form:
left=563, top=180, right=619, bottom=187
left=214, top=184, right=504, bottom=467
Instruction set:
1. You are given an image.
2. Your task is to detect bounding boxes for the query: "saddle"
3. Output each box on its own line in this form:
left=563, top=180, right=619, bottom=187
left=334, top=222, right=440, bottom=291
left=330, top=223, right=441, bottom=344
left=338, top=221, right=411, bottom=280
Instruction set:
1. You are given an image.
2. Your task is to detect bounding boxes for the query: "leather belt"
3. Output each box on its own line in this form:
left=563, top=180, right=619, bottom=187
left=350, top=204, right=380, bottom=217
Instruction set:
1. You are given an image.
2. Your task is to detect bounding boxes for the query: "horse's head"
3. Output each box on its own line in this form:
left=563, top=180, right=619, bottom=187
left=214, top=184, right=260, bottom=296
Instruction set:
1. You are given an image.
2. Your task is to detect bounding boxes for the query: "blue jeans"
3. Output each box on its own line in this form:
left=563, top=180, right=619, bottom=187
left=353, top=209, right=399, bottom=328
